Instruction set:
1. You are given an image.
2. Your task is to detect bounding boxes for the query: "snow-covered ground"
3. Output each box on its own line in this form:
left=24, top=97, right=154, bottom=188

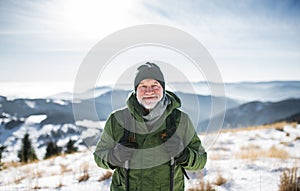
left=189, top=124, right=300, bottom=191
left=1, top=124, right=299, bottom=191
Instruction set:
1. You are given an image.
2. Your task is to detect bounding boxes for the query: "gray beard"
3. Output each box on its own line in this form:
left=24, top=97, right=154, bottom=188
left=142, top=95, right=170, bottom=132
left=138, top=97, right=160, bottom=110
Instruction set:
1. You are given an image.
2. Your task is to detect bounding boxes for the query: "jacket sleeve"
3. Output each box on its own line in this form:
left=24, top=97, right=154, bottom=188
left=178, top=112, right=207, bottom=171
left=93, top=114, right=117, bottom=169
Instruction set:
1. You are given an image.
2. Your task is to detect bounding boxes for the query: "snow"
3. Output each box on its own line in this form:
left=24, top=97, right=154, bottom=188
left=202, top=125, right=300, bottom=191
left=0, top=151, right=110, bottom=191
left=52, top=99, right=69, bottom=105
left=1, top=124, right=299, bottom=191
left=1, top=121, right=83, bottom=162
left=76, top=120, right=105, bottom=140
left=25, top=100, right=36, bottom=109
left=76, top=120, right=105, bottom=129
left=284, top=124, right=300, bottom=137
left=25, top=115, right=47, bottom=124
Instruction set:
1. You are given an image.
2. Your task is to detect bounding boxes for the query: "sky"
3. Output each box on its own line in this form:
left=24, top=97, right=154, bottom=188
left=0, top=0, right=300, bottom=92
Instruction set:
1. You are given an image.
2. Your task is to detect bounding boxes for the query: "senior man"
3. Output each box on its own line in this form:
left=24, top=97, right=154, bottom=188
left=94, top=62, right=207, bottom=191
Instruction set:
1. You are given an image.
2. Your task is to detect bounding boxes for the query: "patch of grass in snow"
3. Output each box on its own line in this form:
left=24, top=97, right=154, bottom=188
left=78, top=172, right=90, bottom=182
left=187, top=180, right=216, bottom=191
left=236, top=145, right=289, bottom=160
left=3, top=158, right=43, bottom=170
left=32, top=185, right=42, bottom=189
left=208, top=153, right=222, bottom=160
left=98, top=170, right=113, bottom=182
left=78, top=162, right=90, bottom=182
left=56, top=181, right=65, bottom=189
left=267, top=146, right=289, bottom=159
left=240, top=144, right=261, bottom=150
left=188, top=171, right=227, bottom=191
left=278, top=167, right=300, bottom=191
left=236, top=144, right=262, bottom=160
left=59, top=163, right=71, bottom=174
left=213, top=173, right=227, bottom=186
left=2, top=161, right=21, bottom=170
left=220, top=122, right=296, bottom=133
left=14, top=175, right=26, bottom=184
left=279, top=141, right=290, bottom=146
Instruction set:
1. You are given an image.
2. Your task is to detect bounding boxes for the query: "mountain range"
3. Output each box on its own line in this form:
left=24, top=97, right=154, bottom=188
left=1, top=81, right=300, bottom=161
left=199, top=98, right=300, bottom=132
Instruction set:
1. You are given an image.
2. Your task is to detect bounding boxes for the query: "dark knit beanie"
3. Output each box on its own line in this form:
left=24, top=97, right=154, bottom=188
left=134, top=62, right=165, bottom=91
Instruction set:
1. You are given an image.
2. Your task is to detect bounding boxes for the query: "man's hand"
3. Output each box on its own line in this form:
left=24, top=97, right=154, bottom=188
left=164, top=133, right=189, bottom=164
left=109, top=141, right=138, bottom=166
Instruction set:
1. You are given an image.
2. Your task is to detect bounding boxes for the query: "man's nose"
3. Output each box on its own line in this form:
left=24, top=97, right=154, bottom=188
left=145, top=86, right=154, bottom=92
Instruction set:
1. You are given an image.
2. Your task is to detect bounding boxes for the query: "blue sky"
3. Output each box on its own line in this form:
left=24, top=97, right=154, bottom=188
left=0, top=0, right=299, bottom=84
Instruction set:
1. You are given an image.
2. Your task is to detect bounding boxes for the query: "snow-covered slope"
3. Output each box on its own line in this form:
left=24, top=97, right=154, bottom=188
left=0, top=113, right=86, bottom=162
left=1, top=124, right=299, bottom=191
left=198, top=124, right=300, bottom=191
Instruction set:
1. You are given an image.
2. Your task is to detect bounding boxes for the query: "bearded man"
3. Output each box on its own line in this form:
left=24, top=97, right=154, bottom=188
left=94, top=62, right=207, bottom=191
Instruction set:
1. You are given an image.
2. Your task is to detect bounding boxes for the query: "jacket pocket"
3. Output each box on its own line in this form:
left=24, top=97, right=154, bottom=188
left=111, top=169, right=123, bottom=189
left=159, top=177, right=184, bottom=191
left=111, top=171, right=138, bottom=191
left=111, top=173, right=127, bottom=191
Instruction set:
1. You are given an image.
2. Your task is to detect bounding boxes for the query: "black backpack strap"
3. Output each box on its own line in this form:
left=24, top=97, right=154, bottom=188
left=120, top=108, right=136, bottom=191
left=120, top=108, right=136, bottom=143
left=162, top=109, right=180, bottom=141
left=164, top=109, right=190, bottom=180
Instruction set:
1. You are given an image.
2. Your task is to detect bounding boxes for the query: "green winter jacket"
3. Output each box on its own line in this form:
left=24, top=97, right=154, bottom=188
left=94, top=91, right=207, bottom=191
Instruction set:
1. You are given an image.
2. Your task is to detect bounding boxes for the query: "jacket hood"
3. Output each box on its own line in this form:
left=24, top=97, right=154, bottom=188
left=126, top=90, right=181, bottom=121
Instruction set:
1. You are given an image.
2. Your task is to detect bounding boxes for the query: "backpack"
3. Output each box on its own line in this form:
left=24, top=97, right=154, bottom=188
left=120, top=108, right=189, bottom=180
left=120, top=108, right=180, bottom=144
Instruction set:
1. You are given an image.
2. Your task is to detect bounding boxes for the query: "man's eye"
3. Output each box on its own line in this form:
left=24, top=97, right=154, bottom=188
left=138, top=85, right=160, bottom=91
left=139, top=86, right=147, bottom=90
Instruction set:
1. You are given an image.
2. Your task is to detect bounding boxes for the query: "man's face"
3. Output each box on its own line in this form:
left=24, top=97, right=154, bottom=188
left=136, top=79, right=164, bottom=110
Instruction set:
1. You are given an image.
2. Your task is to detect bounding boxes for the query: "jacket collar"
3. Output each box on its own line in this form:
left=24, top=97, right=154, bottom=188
left=126, top=90, right=181, bottom=121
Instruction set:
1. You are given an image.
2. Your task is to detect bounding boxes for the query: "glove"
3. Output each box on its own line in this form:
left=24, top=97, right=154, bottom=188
left=164, top=133, right=189, bottom=164
left=108, top=141, right=138, bottom=166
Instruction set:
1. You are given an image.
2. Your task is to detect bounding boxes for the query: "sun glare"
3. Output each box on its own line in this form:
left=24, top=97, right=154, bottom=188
left=58, top=0, right=137, bottom=39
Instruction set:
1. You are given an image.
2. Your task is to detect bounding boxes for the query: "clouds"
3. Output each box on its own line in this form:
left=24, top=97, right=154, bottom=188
left=139, top=0, right=300, bottom=82
left=0, top=0, right=299, bottom=83
left=141, top=0, right=300, bottom=47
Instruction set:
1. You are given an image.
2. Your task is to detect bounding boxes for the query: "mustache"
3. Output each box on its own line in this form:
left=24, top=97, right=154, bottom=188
left=141, top=95, right=159, bottom=99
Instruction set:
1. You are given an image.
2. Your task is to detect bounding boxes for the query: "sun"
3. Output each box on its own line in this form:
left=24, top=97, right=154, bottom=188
left=54, top=0, right=138, bottom=39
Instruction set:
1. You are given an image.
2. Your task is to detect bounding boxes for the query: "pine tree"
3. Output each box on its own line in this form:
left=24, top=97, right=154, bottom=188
left=0, top=145, right=6, bottom=162
left=66, top=139, right=78, bottom=154
left=44, top=141, right=61, bottom=159
left=17, top=133, right=37, bottom=163
left=0, top=145, right=7, bottom=170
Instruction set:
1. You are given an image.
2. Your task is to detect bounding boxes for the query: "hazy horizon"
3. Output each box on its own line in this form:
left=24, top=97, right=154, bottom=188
left=1, top=80, right=299, bottom=99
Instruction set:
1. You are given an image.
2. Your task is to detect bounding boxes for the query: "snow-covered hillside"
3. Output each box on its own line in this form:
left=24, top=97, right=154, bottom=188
left=193, top=124, right=300, bottom=191
left=1, top=123, right=299, bottom=191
